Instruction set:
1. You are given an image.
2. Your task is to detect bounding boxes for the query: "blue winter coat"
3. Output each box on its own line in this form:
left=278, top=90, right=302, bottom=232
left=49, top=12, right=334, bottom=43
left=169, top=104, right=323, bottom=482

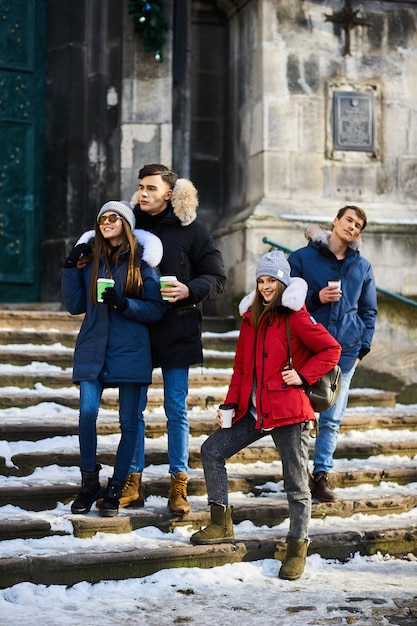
left=288, top=224, right=377, bottom=372
left=61, top=250, right=166, bottom=385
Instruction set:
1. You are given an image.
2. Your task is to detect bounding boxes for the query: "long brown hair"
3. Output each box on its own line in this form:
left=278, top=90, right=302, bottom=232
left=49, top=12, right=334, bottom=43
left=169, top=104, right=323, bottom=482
left=250, top=279, right=286, bottom=331
left=88, top=218, right=143, bottom=305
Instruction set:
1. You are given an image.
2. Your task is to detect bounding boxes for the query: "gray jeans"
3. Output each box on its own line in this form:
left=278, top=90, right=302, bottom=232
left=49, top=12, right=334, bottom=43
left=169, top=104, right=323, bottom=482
left=200, top=412, right=311, bottom=540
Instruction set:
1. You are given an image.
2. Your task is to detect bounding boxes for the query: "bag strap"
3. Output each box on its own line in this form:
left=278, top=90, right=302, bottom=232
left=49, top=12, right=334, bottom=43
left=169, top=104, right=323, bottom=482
left=285, top=316, right=293, bottom=370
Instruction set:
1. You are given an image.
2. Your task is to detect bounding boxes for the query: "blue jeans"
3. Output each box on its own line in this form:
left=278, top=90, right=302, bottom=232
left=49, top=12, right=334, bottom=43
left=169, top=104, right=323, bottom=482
left=129, top=366, right=189, bottom=476
left=313, top=364, right=356, bottom=474
left=200, top=412, right=311, bottom=540
left=79, top=380, right=142, bottom=481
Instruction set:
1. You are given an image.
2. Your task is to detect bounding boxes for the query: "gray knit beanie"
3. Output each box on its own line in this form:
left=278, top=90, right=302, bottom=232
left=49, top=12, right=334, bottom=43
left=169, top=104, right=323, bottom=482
left=256, top=251, right=291, bottom=286
left=97, top=201, right=135, bottom=231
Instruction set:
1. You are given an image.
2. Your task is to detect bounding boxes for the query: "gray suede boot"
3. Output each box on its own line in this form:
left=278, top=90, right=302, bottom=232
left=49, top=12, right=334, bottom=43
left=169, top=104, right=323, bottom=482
left=190, top=504, right=234, bottom=545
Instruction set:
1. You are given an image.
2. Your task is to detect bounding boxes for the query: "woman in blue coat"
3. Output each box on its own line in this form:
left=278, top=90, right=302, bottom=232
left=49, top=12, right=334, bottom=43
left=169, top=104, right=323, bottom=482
left=61, top=201, right=166, bottom=517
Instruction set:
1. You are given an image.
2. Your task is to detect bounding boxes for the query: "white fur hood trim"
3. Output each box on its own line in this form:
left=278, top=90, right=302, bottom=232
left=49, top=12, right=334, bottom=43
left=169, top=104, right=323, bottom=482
left=238, top=277, right=308, bottom=316
left=75, top=229, right=163, bottom=268
left=133, top=229, right=163, bottom=267
left=130, top=177, right=198, bottom=227
left=305, top=223, right=361, bottom=251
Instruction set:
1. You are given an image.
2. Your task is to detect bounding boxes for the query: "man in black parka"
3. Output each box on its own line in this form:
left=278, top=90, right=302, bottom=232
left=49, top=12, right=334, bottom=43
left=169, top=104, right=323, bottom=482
left=125, top=164, right=226, bottom=514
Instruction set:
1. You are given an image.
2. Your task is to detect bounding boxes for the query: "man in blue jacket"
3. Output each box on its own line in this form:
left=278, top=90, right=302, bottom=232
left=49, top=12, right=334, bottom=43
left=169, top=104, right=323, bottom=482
left=288, top=206, right=377, bottom=502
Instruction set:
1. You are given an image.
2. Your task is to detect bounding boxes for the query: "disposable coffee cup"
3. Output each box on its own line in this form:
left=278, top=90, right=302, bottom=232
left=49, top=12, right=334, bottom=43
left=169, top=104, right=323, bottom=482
left=328, top=279, right=341, bottom=289
left=97, top=278, right=115, bottom=302
left=159, top=275, right=177, bottom=300
left=219, top=403, right=235, bottom=429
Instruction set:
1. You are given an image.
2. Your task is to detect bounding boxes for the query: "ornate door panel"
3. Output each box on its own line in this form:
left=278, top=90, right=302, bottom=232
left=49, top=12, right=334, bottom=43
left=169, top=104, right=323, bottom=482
left=0, top=0, right=45, bottom=300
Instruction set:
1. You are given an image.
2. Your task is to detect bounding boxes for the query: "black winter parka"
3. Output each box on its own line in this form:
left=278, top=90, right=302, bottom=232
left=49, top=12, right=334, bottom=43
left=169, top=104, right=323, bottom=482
left=131, top=183, right=226, bottom=368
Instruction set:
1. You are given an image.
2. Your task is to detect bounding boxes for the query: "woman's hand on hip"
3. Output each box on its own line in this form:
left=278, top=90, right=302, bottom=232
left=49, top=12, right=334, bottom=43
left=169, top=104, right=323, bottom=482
left=281, top=366, right=303, bottom=387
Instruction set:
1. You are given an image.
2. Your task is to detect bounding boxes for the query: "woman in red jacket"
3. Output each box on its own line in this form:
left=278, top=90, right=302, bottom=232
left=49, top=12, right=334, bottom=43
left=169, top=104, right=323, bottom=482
left=190, top=251, right=341, bottom=581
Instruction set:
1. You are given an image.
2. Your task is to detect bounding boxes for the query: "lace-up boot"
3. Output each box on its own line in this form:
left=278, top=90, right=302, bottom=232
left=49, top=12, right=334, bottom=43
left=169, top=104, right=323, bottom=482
left=168, top=471, right=190, bottom=515
left=310, top=471, right=338, bottom=502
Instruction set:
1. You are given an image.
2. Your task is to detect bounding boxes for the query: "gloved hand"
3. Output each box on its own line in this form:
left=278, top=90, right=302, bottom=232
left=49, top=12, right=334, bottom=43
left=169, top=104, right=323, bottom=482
left=102, top=287, right=127, bottom=312
left=63, top=243, right=91, bottom=268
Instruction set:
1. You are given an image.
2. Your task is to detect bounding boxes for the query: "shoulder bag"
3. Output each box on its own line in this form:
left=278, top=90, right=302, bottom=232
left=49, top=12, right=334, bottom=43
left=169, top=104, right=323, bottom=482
left=285, top=316, right=341, bottom=412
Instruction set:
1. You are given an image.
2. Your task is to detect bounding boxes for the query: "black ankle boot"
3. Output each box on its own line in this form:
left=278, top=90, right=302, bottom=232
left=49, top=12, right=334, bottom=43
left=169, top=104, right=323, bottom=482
left=71, top=464, right=102, bottom=514
left=99, top=477, right=125, bottom=517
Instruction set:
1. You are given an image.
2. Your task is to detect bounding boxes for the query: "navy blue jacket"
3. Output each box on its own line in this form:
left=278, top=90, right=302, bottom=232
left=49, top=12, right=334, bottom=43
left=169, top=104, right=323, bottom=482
left=288, top=225, right=377, bottom=372
left=61, top=251, right=166, bottom=385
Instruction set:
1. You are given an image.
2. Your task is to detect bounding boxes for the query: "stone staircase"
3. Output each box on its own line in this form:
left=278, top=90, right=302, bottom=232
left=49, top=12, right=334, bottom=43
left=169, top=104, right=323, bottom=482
left=0, top=308, right=416, bottom=588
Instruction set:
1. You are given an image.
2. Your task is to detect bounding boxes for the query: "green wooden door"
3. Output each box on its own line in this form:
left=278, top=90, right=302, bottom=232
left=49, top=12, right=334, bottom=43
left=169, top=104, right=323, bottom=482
left=0, top=0, right=45, bottom=301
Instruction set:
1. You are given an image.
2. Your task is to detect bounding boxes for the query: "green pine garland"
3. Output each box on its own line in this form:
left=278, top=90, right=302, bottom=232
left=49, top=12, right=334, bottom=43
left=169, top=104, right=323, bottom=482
left=128, top=0, right=169, bottom=62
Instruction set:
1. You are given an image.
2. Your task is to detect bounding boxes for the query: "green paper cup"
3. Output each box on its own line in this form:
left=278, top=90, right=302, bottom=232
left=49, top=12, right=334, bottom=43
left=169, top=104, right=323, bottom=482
left=97, top=278, right=115, bottom=302
left=159, top=275, right=177, bottom=300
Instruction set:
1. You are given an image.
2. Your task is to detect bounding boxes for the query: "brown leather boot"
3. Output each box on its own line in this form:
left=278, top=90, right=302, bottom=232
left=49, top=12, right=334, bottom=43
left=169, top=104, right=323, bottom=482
left=310, top=471, right=338, bottom=502
left=168, top=471, right=191, bottom=515
left=119, top=473, right=145, bottom=508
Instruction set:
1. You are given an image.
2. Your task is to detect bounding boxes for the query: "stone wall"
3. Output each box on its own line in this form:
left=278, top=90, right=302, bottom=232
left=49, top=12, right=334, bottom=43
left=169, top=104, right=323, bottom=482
left=211, top=0, right=417, bottom=311
left=120, top=1, right=174, bottom=201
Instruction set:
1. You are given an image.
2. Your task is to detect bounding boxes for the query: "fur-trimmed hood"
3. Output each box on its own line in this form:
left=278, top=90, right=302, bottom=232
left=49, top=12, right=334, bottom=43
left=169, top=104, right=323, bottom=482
left=238, top=276, right=308, bottom=317
left=305, top=223, right=361, bottom=251
left=75, top=228, right=163, bottom=268
left=130, top=178, right=199, bottom=227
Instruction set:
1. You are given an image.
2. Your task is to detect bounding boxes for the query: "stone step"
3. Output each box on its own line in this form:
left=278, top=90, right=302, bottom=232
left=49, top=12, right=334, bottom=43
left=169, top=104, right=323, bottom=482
left=0, top=520, right=416, bottom=588
left=0, top=369, right=233, bottom=390
left=1, top=408, right=416, bottom=441
left=0, top=383, right=398, bottom=410
left=1, top=465, right=417, bottom=510
left=1, top=307, right=416, bottom=587
left=0, top=329, right=239, bottom=351
left=0, top=309, right=83, bottom=333
left=0, top=308, right=237, bottom=335
left=0, top=386, right=229, bottom=411
left=0, top=346, right=235, bottom=368
left=3, top=433, right=417, bottom=478
left=2, top=494, right=417, bottom=540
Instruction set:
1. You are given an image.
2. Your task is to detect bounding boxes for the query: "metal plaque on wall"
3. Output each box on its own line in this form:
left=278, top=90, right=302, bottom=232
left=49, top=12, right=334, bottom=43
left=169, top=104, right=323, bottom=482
left=333, top=91, right=374, bottom=152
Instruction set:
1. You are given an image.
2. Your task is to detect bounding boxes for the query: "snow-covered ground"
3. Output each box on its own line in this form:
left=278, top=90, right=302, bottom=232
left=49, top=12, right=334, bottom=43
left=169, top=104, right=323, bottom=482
left=0, top=552, right=416, bottom=625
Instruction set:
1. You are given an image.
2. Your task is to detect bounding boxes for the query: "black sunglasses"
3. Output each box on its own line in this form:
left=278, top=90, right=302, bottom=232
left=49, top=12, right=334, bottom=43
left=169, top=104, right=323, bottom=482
left=98, top=213, right=121, bottom=225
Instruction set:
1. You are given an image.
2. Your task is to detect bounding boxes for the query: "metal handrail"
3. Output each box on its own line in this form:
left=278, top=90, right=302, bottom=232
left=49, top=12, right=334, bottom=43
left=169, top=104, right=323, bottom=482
left=262, top=236, right=417, bottom=308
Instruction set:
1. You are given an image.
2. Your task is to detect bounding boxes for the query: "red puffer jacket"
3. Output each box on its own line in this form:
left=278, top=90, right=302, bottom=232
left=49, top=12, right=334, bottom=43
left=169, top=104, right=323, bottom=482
left=225, top=306, right=341, bottom=430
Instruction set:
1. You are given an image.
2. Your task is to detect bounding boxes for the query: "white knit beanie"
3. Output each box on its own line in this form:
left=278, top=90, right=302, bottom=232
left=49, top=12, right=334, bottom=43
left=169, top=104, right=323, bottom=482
left=256, top=251, right=291, bottom=286
left=97, top=201, right=135, bottom=231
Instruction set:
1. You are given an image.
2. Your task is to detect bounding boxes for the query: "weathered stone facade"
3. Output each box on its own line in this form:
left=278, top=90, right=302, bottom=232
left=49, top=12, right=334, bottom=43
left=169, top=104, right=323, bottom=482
left=117, top=1, right=417, bottom=316
left=1, top=0, right=416, bottom=382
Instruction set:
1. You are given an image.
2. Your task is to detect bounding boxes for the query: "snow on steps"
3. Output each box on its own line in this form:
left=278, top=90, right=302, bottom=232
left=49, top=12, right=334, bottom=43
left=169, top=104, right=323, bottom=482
left=0, top=308, right=416, bottom=588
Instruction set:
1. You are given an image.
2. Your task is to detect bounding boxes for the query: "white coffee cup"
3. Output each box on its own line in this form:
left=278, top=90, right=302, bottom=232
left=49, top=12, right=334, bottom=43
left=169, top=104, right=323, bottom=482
left=328, top=279, right=341, bottom=289
left=219, top=403, right=235, bottom=428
